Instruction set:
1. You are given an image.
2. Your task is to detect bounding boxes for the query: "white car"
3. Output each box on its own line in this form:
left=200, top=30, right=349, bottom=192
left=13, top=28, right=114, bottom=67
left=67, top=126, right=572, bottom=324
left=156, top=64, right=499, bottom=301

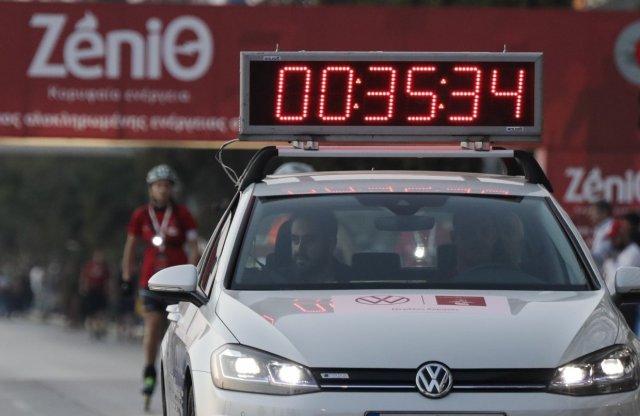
left=151, top=145, right=640, bottom=416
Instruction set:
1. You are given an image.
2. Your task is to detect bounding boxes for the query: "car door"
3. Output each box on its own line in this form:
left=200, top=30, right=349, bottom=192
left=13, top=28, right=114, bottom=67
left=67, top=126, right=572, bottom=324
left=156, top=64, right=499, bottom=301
left=163, top=211, right=233, bottom=414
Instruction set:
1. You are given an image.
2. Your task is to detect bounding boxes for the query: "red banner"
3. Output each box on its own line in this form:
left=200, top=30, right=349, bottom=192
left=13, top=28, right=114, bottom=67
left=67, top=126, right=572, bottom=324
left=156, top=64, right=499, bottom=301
left=1, top=3, right=640, bottom=234
left=0, top=3, right=237, bottom=142
left=0, top=3, right=637, bottom=145
left=546, top=151, right=640, bottom=241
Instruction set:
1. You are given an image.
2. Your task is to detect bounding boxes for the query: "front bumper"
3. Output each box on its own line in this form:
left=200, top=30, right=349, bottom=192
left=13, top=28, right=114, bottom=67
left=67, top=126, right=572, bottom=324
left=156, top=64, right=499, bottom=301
left=191, top=370, right=640, bottom=416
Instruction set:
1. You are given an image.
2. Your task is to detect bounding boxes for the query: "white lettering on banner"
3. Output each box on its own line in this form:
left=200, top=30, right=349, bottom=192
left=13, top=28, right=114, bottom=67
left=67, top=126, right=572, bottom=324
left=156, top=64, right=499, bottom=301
left=14, top=111, right=233, bottom=134
left=615, top=20, right=640, bottom=86
left=565, top=167, right=640, bottom=204
left=48, top=85, right=122, bottom=103
left=149, top=114, right=228, bottom=133
left=0, top=113, right=22, bottom=129
left=23, top=111, right=148, bottom=131
left=28, top=12, right=213, bottom=81
left=46, top=85, right=192, bottom=105
left=228, top=117, right=240, bottom=132
left=28, top=14, right=67, bottom=78
left=123, top=88, right=191, bottom=105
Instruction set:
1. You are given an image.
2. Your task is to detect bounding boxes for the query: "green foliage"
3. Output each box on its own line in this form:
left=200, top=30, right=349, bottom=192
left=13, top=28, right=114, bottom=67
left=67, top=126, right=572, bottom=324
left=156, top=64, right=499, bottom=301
left=0, top=147, right=252, bottom=277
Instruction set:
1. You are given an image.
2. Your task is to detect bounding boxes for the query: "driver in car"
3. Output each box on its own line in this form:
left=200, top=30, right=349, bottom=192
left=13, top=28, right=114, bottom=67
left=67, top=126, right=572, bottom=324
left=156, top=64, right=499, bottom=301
left=498, top=211, right=525, bottom=269
left=287, top=209, right=351, bottom=284
left=452, top=209, right=540, bottom=284
left=452, top=210, right=499, bottom=275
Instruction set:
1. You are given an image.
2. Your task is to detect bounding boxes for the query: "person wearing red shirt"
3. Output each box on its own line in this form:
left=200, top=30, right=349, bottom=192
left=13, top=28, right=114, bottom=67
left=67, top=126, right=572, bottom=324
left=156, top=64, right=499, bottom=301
left=121, top=164, right=199, bottom=403
left=79, top=250, right=111, bottom=339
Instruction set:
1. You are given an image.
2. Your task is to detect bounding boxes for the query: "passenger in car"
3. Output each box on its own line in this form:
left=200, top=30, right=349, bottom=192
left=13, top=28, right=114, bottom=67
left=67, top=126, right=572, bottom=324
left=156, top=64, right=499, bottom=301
left=497, top=212, right=526, bottom=269
left=286, top=209, right=351, bottom=284
left=452, top=210, right=499, bottom=275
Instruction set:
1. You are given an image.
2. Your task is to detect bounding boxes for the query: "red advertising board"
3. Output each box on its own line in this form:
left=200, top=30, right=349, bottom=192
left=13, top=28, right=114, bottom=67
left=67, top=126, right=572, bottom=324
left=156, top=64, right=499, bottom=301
left=0, top=3, right=640, bottom=234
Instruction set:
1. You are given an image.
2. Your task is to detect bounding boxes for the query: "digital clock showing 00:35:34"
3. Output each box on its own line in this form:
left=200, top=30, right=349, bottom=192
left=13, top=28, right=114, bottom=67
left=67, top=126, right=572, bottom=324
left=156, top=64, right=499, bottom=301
left=239, top=52, right=542, bottom=140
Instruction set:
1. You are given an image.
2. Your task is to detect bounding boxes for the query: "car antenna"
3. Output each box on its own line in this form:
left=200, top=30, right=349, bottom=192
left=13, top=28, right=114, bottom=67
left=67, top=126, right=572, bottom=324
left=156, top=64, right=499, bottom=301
left=215, top=139, right=240, bottom=185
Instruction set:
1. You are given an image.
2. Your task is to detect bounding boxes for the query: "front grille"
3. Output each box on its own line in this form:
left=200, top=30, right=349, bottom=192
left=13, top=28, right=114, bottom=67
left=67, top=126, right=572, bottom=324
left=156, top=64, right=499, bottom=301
left=312, top=368, right=554, bottom=392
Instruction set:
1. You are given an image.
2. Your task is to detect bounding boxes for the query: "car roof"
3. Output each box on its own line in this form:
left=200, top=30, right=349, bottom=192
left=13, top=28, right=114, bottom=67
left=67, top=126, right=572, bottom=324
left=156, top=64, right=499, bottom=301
left=234, top=145, right=554, bottom=196
left=252, top=170, right=549, bottom=198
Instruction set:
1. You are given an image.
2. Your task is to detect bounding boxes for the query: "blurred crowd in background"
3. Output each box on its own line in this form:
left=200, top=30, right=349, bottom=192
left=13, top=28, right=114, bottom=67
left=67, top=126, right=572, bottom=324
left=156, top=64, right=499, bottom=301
left=0, top=147, right=240, bottom=340
left=0, top=253, right=142, bottom=341
left=588, top=199, right=640, bottom=334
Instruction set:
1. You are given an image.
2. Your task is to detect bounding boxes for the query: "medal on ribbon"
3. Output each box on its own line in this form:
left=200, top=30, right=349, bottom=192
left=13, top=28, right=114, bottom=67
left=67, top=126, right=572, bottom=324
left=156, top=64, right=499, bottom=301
left=148, top=204, right=172, bottom=252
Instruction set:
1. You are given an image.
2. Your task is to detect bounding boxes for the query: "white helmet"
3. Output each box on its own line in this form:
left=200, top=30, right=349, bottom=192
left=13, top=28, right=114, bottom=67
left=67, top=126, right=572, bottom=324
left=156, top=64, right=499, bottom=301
left=146, top=164, right=178, bottom=185
left=273, top=162, right=314, bottom=175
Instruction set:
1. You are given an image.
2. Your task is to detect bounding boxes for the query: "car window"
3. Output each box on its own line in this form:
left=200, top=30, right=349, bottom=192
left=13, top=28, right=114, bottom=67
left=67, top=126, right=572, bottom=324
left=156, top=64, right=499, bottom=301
left=231, top=193, right=592, bottom=291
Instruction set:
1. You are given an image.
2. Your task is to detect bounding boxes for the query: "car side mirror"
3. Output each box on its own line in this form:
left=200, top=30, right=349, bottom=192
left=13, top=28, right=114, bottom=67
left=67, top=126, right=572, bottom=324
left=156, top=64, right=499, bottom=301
left=148, top=264, right=205, bottom=307
left=614, top=266, right=640, bottom=305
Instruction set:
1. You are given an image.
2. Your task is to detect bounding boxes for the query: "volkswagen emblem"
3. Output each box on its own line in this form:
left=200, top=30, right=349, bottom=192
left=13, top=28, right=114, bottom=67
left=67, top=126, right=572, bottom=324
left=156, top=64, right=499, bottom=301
left=416, top=362, right=453, bottom=398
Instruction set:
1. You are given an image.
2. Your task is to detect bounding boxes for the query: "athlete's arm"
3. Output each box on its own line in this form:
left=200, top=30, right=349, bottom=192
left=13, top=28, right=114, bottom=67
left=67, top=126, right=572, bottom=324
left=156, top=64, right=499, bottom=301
left=186, top=232, right=199, bottom=265
left=121, top=233, right=138, bottom=282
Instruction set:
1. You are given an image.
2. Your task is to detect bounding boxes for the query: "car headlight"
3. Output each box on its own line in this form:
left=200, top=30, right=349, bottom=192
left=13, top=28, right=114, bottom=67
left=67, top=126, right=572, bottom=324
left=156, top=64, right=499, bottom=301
left=548, top=345, right=640, bottom=395
left=211, top=344, right=320, bottom=395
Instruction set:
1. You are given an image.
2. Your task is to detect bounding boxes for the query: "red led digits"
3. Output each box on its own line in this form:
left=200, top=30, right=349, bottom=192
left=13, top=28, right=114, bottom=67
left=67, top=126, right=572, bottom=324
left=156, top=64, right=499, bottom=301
left=318, top=66, right=356, bottom=121
left=449, top=66, right=482, bottom=122
left=405, top=66, right=438, bottom=122
left=292, top=301, right=329, bottom=313
left=364, top=66, right=397, bottom=122
left=249, top=57, right=537, bottom=129
left=490, top=69, right=525, bottom=119
left=275, top=66, right=312, bottom=121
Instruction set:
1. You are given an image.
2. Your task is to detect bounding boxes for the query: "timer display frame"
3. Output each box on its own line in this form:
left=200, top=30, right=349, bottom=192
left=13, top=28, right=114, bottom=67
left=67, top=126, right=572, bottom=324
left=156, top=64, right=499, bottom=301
left=239, top=51, right=542, bottom=141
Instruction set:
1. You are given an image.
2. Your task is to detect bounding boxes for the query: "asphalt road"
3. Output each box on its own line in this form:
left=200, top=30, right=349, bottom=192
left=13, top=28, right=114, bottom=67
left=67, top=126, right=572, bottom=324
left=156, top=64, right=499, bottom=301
left=0, top=316, right=160, bottom=416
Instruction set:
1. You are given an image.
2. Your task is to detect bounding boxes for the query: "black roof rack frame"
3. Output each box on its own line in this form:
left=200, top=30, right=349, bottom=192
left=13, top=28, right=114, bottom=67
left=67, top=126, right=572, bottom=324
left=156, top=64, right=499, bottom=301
left=236, top=145, right=552, bottom=193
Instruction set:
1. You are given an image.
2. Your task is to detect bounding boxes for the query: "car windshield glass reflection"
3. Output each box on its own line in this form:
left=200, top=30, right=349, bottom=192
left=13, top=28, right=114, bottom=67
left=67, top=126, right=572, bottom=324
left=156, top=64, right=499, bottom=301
left=231, top=194, right=591, bottom=291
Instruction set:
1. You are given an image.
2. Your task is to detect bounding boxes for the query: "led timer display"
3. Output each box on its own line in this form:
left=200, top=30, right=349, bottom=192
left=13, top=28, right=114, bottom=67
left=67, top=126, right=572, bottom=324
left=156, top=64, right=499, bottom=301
left=239, top=52, right=542, bottom=140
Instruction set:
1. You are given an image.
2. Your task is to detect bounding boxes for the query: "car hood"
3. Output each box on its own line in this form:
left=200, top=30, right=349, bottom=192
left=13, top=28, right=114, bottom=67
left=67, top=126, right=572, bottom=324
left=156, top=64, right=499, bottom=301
left=216, top=289, right=622, bottom=369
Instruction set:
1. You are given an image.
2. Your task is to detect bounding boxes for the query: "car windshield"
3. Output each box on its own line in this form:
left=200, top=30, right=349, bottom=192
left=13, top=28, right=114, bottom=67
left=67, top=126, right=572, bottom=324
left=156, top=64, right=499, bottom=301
left=231, top=193, right=592, bottom=291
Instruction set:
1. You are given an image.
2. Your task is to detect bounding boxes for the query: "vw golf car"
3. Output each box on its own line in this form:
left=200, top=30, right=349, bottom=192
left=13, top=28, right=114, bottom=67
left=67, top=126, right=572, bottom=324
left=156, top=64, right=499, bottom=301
left=149, top=51, right=640, bottom=416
